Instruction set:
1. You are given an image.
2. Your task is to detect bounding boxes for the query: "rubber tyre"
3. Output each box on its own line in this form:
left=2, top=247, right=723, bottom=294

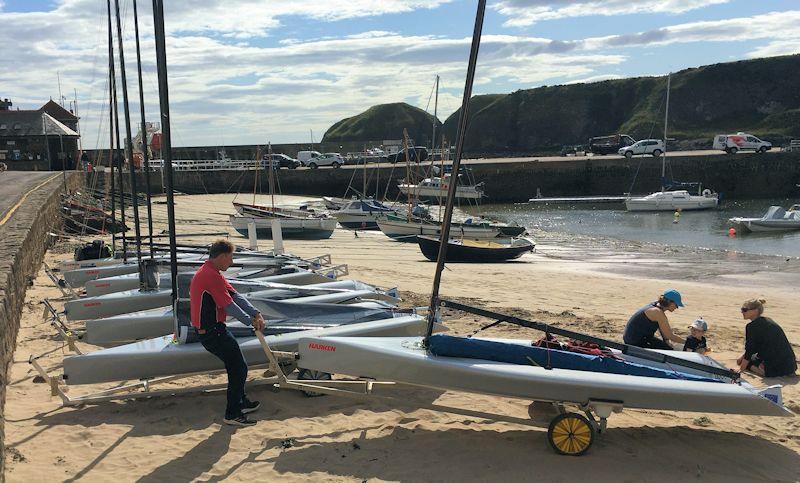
left=332, top=161, right=340, bottom=169
left=289, top=164, right=298, bottom=169
left=296, top=369, right=331, bottom=397
left=624, top=151, right=633, bottom=159
left=758, top=146, right=767, bottom=154
left=728, top=147, right=738, bottom=155
left=547, top=412, right=595, bottom=456
left=309, top=162, right=318, bottom=169
left=652, top=149, right=662, bottom=157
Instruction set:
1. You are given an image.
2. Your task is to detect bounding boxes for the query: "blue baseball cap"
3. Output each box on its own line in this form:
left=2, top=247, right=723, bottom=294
left=662, top=289, right=684, bottom=307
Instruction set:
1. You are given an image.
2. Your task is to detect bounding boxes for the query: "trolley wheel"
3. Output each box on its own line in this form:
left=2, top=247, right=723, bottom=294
left=296, top=368, right=331, bottom=397
left=547, top=412, right=595, bottom=456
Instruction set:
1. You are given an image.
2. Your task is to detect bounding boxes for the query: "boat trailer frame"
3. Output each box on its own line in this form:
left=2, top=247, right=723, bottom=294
left=254, top=332, right=620, bottom=456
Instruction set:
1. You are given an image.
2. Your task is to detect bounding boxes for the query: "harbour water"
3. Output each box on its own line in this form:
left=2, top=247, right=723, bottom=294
left=471, top=198, right=800, bottom=259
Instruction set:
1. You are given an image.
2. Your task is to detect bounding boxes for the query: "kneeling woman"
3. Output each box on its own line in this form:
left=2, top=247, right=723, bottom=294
left=623, top=289, right=686, bottom=350
left=737, top=299, right=797, bottom=377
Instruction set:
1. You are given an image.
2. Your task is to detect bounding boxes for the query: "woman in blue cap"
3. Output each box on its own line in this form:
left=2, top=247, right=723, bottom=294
left=623, top=289, right=686, bottom=350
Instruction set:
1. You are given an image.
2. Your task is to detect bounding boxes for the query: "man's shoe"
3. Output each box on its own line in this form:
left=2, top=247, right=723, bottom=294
left=241, top=399, right=261, bottom=414
left=224, top=415, right=256, bottom=427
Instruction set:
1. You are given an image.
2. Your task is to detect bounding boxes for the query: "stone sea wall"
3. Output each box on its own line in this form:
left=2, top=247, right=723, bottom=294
left=0, top=172, right=83, bottom=475
left=105, top=151, right=800, bottom=202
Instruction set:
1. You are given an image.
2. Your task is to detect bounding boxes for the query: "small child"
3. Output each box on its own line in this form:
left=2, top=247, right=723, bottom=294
left=683, top=318, right=709, bottom=354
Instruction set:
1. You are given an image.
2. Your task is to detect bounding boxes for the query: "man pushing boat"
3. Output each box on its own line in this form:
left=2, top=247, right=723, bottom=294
left=190, top=239, right=266, bottom=426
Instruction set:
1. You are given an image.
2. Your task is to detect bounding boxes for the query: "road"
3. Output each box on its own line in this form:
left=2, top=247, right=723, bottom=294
left=0, top=171, right=60, bottom=227
left=334, top=149, right=776, bottom=170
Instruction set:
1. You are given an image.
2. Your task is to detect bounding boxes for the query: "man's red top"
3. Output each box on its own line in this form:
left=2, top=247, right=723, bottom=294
left=189, top=260, right=234, bottom=330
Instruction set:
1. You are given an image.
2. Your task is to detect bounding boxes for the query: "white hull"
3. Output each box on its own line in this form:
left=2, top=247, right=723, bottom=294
left=84, top=268, right=331, bottom=297
left=729, top=206, right=800, bottom=233
left=625, top=191, right=719, bottom=211
left=230, top=215, right=337, bottom=239
left=730, top=218, right=800, bottom=233
left=398, top=184, right=483, bottom=200
left=376, top=219, right=501, bottom=241
left=297, top=336, right=791, bottom=417
left=63, top=316, right=432, bottom=385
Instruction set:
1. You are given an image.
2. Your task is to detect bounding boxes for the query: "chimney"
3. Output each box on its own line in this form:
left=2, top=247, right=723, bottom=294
left=0, top=98, right=11, bottom=110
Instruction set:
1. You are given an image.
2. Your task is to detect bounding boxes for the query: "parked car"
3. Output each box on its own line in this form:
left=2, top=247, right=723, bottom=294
left=588, top=134, right=635, bottom=155
left=307, top=152, right=345, bottom=169
left=297, top=150, right=322, bottom=164
left=713, top=133, right=772, bottom=154
left=387, top=146, right=428, bottom=163
left=262, top=153, right=301, bottom=169
left=560, top=144, right=586, bottom=157
left=618, top=139, right=664, bottom=158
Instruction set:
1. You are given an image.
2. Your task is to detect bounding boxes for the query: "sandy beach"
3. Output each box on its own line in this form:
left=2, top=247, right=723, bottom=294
left=4, top=193, right=800, bottom=481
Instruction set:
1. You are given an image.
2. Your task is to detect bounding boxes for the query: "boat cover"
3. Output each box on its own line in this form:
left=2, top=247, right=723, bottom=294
left=427, top=335, right=720, bottom=383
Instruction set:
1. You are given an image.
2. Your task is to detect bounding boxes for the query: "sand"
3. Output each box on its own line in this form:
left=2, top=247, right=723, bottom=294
left=4, top=193, right=800, bottom=482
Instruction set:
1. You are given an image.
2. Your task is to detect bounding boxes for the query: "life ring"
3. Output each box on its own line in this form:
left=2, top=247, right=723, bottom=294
left=702, top=189, right=712, bottom=197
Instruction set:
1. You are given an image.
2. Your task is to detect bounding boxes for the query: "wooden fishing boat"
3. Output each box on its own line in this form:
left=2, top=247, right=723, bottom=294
left=417, top=235, right=535, bottom=262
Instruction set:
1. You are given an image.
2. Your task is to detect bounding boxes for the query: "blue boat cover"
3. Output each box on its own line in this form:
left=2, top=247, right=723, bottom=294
left=428, top=335, right=720, bottom=383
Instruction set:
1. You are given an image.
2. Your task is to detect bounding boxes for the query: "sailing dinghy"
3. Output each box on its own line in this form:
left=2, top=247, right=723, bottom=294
left=417, top=235, right=535, bottom=262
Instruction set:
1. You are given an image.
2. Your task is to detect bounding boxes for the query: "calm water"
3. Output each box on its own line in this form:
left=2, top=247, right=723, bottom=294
left=470, top=199, right=800, bottom=258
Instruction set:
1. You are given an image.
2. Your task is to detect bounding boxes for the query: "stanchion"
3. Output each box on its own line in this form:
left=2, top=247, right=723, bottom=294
left=271, top=219, right=284, bottom=254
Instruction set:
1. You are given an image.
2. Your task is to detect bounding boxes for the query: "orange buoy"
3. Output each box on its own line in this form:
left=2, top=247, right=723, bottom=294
left=728, top=227, right=737, bottom=237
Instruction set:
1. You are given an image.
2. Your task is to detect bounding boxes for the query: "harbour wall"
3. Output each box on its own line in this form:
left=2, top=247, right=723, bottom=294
left=104, top=151, right=800, bottom=203
left=0, top=172, right=83, bottom=475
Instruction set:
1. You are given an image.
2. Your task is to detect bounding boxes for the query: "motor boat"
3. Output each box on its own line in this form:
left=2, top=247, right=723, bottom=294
left=333, top=198, right=397, bottom=230
left=729, top=205, right=800, bottom=233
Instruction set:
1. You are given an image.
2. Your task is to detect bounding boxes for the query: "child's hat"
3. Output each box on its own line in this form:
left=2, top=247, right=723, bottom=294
left=688, top=318, right=708, bottom=331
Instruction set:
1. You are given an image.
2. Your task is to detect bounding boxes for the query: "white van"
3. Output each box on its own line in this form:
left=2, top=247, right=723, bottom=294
left=296, top=150, right=322, bottom=165
left=712, top=133, right=772, bottom=154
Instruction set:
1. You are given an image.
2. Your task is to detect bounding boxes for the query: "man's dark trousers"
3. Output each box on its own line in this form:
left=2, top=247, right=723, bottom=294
left=201, top=325, right=249, bottom=418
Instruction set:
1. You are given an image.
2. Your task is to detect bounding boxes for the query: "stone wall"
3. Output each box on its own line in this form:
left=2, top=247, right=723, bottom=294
left=103, top=151, right=800, bottom=202
left=0, top=172, right=83, bottom=475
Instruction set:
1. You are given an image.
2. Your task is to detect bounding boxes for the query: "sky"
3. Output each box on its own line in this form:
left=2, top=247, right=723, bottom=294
left=1, top=0, right=799, bottom=148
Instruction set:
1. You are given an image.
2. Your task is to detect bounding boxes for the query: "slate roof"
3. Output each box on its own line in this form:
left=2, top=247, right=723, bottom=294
left=0, top=111, right=79, bottom=137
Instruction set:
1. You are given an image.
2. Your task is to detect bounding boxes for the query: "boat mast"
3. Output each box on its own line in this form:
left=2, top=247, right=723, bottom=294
left=268, top=142, right=275, bottom=212
left=363, top=144, right=367, bottom=198
left=133, top=0, right=155, bottom=258
left=151, top=0, right=179, bottom=307
left=661, top=73, right=670, bottom=191
left=424, top=0, right=486, bottom=345
left=114, top=0, right=145, bottom=283
left=403, top=129, right=412, bottom=221
left=106, top=0, right=117, bottom=253
left=108, top=0, right=127, bottom=261
left=431, top=74, right=439, bottom=152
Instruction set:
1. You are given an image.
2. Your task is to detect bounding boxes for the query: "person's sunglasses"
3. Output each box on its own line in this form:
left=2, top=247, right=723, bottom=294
left=741, top=307, right=751, bottom=312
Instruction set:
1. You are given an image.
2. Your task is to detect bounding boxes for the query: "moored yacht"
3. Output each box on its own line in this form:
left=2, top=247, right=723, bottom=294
left=625, top=189, right=719, bottom=211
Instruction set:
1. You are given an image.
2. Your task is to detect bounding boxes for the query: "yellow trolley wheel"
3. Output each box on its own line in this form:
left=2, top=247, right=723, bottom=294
left=547, top=412, right=595, bottom=456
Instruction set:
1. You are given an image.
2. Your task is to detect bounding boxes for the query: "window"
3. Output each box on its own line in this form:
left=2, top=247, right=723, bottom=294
left=6, top=140, right=15, bottom=145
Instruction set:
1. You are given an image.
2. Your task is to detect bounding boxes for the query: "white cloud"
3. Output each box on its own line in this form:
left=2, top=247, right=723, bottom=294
left=1, top=2, right=799, bottom=148
left=494, top=0, right=730, bottom=27
left=748, top=40, right=800, bottom=59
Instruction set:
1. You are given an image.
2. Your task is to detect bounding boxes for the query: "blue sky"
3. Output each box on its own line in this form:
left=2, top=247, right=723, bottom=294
left=1, top=0, right=798, bottom=148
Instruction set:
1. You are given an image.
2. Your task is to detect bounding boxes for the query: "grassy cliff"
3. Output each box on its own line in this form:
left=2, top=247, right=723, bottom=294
left=322, top=102, right=442, bottom=146
left=445, top=54, right=800, bottom=153
left=324, top=55, right=800, bottom=154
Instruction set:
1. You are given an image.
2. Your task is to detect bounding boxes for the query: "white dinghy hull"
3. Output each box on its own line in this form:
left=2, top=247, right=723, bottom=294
left=64, top=316, right=432, bottom=385
left=297, top=336, right=792, bottom=417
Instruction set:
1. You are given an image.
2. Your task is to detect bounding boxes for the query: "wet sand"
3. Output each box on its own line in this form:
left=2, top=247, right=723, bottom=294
left=4, top=193, right=800, bottom=481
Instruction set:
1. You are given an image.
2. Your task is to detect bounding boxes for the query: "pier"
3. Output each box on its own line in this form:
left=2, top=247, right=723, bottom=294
left=98, top=150, right=800, bottom=203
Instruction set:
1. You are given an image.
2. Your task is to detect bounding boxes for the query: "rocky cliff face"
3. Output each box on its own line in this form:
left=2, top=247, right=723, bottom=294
left=447, top=54, right=800, bottom=154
